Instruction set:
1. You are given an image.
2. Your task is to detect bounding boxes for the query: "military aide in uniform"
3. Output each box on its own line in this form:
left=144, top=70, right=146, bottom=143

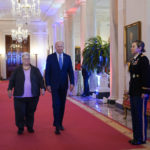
left=129, top=40, right=150, bottom=145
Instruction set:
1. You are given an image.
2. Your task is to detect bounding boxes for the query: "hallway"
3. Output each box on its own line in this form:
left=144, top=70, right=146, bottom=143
left=1, top=81, right=150, bottom=150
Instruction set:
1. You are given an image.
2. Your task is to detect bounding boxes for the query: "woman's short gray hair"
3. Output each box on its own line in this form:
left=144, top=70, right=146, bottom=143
left=22, top=52, right=30, bottom=58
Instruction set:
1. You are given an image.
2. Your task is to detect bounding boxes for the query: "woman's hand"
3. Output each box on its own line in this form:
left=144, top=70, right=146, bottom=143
left=70, top=84, right=74, bottom=92
left=41, top=89, right=45, bottom=96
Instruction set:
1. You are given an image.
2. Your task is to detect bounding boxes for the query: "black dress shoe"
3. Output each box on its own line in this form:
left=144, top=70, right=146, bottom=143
left=17, top=128, right=24, bottom=135
left=81, top=94, right=87, bottom=97
left=60, top=126, right=64, bottom=131
left=141, top=141, right=146, bottom=144
left=55, top=127, right=61, bottom=135
left=81, top=93, right=85, bottom=97
left=27, top=127, right=34, bottom=133
left=128, top=139, right=142, bottom=145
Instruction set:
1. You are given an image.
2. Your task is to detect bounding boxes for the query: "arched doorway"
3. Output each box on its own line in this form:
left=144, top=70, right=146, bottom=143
left=5, top=35, right=30, bottom=79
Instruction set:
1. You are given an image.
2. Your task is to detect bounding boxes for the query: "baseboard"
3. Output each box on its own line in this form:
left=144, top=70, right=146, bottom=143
left=115, top=102, right=123, bottom=109
left=107, top=99, right=116, bottom=104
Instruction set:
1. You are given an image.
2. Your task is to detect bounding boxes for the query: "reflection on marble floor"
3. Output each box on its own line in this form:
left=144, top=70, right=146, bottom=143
left=72, top=95, right=150, bottom=138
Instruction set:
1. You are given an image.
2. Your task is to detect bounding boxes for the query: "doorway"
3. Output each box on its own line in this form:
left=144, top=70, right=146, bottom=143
left=5, top=35, right=30, bottom=79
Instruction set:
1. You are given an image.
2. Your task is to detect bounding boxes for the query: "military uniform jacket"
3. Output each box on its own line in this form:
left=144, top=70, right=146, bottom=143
left=129, top=53, right=150, bottom=96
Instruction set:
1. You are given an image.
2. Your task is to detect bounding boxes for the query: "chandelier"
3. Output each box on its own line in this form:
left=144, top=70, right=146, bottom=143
left=11, top=0, right=41, bottom=21
left=11, top=25, right=28, bottom=43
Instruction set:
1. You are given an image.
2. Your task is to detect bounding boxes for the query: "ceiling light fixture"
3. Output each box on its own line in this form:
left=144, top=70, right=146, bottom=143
left=11, top=0, right=41, bottom=21
left=11, top=24, right=28, bottom=43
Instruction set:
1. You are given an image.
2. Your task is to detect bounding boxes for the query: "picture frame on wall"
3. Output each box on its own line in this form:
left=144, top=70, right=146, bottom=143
left=124, top=21, right=141, bottom=63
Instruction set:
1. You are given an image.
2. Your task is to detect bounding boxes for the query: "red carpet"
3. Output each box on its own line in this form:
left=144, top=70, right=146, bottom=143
left=0, top=81, right=144, bottom=150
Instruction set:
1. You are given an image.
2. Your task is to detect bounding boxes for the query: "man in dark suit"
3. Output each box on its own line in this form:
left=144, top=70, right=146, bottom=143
left=81, top=64, right=91, bottom=97
left=45, top=41, right=74, bottom=135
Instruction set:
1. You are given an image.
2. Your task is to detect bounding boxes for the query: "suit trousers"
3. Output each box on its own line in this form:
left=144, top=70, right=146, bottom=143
left=14, top=97, right=39, bottom=129
left=83, top=76, right=90, bottom=95
left=130, top=96, right=148, bottom=142
left=51, top=88, right=67, bottom=128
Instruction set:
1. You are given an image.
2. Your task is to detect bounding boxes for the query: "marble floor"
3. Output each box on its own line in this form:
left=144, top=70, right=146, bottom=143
left=72, top=95, right=150, bottom=138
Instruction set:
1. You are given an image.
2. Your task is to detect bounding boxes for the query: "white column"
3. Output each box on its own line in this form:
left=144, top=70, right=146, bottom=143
left=64, top=12, right=69, bottom=54
left=60, top=22, right=64, bottom=41
left=145, top=0, right=150, bottom=60
left=86, top=0, right=96, bottom=38
left=47, top=24, right=53, bottom=55
left=0, top=32, right=6, bottom=79
left=86, top=0, right=97, bottom=92
left=67, top=14, right=75, bottom=70
left=80, top=0, right=87, bottom=63
left=56, top=23, right=61, bottom=41
left=97, top=21, right=101, bottom=36
left=52, top=22, right=64, bottom=51
left=52, top=23, right=57, bottom=52
left=63, top=11, right=75, bottom=69
left=117, top=0, right=126, bottom=104
left=109, top=0, right=118, bottom=101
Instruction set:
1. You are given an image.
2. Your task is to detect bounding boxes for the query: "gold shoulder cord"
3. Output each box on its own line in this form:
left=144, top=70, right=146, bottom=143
left=142, top=87, right=150, bottom=90
left=127, top=62, right=130, bottom=71
left=141, top=54, right=145, bottom=57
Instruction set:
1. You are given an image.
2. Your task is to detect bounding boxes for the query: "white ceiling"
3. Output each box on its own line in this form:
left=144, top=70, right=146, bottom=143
left=0, top=0, right=110, bottom=33
left=0, top=0, right=110, bottom=20
left=0, top=0, right=65, bottom=21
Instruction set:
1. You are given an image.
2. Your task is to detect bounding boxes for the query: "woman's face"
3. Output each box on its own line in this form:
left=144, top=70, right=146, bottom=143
left=22, top=55, right=30, bottom=66
left=131, top=42, right=141, bottom=55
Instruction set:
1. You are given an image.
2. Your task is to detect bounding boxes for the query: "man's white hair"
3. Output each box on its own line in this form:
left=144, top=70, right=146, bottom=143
left=22, top=52, right=30, bottom=58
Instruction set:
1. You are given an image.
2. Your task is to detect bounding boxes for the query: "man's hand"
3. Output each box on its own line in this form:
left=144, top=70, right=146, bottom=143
left=41, top=89, right=45, bottom=96
left=47, top=86, right=51, bottom=93
left=8, top=90, right=12, bottom=99
left=70, top=84, right=74, bottom=92
left=141, top=93, right=149, bottom=99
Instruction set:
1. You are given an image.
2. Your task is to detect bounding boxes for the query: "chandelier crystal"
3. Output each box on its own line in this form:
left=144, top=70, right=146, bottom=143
left=11, top=25, right=28, bottom=43
left=11, top=0, right=41, bottom=21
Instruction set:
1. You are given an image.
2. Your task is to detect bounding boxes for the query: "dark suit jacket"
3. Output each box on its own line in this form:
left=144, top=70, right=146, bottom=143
left=45, top=52, right=74, bottom=90
left=8, top=65, right=45, bottom=97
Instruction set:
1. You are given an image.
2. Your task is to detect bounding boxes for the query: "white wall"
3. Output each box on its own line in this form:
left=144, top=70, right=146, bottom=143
left=117, top=0, right=150, bottom=104
left=125, top=0, right=148, bottom=92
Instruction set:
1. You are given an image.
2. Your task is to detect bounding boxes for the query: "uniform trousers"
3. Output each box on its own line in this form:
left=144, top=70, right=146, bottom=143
left=130, top=96, right=148, bottom=142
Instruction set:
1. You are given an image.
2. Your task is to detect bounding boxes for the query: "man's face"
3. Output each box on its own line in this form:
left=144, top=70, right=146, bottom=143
left=55, top=42, right=64, bottom=54
left=22, top=55, right=30, bottom=66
